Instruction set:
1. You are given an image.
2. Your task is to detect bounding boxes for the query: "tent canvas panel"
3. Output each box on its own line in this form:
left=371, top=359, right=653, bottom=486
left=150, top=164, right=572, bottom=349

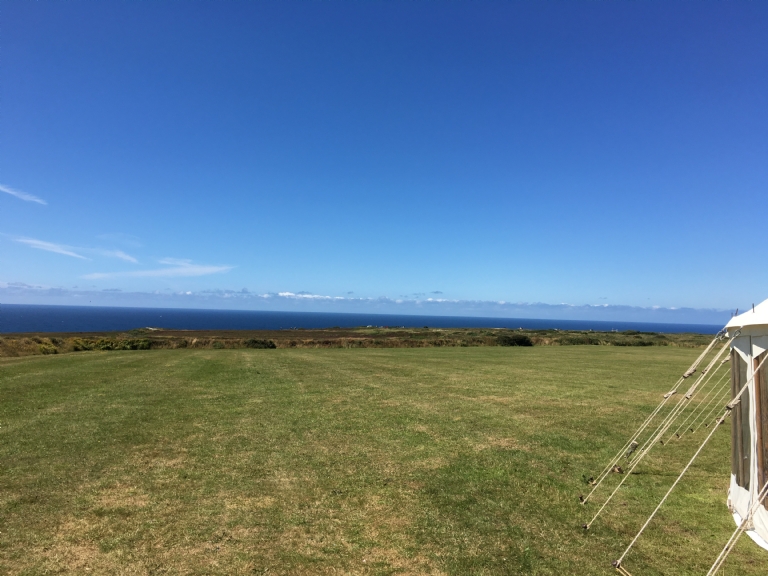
left=730, top=476, right=751, bottom=520
left=728, top=327, right=768, bottom=548
left=731, top=346, right=750, bottom=489
left=732, top=348, right=740, bottom=483
left=753, top=335, right=768, bottom=357
left=750, top=506, right=768, bottom=551
left=757, top=354, right=768, bottom=503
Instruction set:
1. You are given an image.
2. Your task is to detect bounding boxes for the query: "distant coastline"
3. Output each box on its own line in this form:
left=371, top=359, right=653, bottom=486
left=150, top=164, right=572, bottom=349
left=0, top=303, right=724, bottom=335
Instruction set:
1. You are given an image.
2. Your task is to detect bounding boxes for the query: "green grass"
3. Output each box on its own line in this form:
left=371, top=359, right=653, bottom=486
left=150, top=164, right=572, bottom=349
left=0, top=347, right=764, bottom=575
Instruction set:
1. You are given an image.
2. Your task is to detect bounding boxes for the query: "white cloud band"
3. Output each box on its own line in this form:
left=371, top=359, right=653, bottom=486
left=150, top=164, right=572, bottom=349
left=83, top=258, right=232, bottom=279
left=11, top=237, right=139, bottom=263
left=14, top=238, right=88, bottom=259
left=0, top=184, right=47, bottom=205
left=0, top=282, right=733, bottom=326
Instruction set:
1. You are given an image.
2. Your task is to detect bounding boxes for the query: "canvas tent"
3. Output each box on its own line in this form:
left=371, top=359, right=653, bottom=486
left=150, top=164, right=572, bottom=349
left=726, top=298, right=768, bottom=551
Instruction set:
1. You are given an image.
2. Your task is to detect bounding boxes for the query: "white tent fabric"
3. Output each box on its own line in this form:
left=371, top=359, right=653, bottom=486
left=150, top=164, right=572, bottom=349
left=726, top=299, right=768, bottom=331
left=726, top=297, right=768, bottom=551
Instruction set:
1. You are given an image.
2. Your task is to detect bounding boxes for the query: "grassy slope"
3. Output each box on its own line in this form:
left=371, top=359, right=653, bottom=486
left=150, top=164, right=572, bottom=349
left=0, top=347, right=763, bottom=575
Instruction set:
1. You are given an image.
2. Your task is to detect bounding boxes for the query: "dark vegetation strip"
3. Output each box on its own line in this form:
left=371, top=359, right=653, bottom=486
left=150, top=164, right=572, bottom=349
left=0, top=327, right=713, bottom=358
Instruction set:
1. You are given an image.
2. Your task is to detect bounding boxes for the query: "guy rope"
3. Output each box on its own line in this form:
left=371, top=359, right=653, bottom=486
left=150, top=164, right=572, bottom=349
left=582, top=338, right=732, bottom=530
left=705, top=481, right=768, bottom=576
left=682, top=368, right=731, bottom=437
left=580, top=335, right=722, bottom=506
left=645, top=340, right=731, bottom=449
left=694, top=385, right=733, bottom=433
left=610, top=351, right=768, bottom=574
left=668, top=361, right=730, bottom=441
left=612, top=408, right=729, bottom=574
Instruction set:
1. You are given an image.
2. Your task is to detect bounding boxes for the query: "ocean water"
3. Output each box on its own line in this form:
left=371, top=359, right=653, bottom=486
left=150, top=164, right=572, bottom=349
left=0, top=304, right=723, bottom=334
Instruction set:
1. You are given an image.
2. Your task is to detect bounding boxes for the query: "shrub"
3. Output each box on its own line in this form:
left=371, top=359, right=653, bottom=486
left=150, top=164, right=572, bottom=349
left=72, top=338, right=93, bottom=351
left=558, top=335, right=601, bottom=345
left=613, top=339, right=654, bottom=347
left=96, top=339, right=150, bottom=351
left=124, top=339, right=151, bottom=350
left=243, top=338, right=276, bottom=349
left=72, top=338, right=151, bottom=351
left=39, top=343, right=58, bottom=355
left=212, top=341, right=225, bottom=349
left=497, top=334, right=533, bottom=347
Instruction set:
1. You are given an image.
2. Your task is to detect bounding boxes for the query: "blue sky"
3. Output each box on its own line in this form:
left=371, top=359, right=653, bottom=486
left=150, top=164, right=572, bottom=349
left=1, top=1, right=766, bottom=323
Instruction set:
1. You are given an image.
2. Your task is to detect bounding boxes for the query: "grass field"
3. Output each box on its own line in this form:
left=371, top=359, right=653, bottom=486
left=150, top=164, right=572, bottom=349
left=1, top=347, right=764, bottom=575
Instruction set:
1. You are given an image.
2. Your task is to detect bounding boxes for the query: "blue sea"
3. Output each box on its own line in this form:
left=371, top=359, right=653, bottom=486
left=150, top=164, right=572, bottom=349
left=0, top=304, right=723, bottom=334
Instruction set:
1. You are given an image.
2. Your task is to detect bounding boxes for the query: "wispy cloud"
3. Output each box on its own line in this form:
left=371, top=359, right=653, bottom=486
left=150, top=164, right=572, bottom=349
left=11, top=236, right=139, bottom=263
left=0, top=184, right=47, bottom=205
left=83, top=258, right=233, bottom=279
left=14, top=238, right=88, bottom=259
left=98, top=249, right=138, bottom=263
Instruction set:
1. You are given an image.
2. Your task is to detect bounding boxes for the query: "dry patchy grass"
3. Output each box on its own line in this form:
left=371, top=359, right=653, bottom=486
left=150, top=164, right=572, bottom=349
left=0, top=347, right=764, bottom=575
